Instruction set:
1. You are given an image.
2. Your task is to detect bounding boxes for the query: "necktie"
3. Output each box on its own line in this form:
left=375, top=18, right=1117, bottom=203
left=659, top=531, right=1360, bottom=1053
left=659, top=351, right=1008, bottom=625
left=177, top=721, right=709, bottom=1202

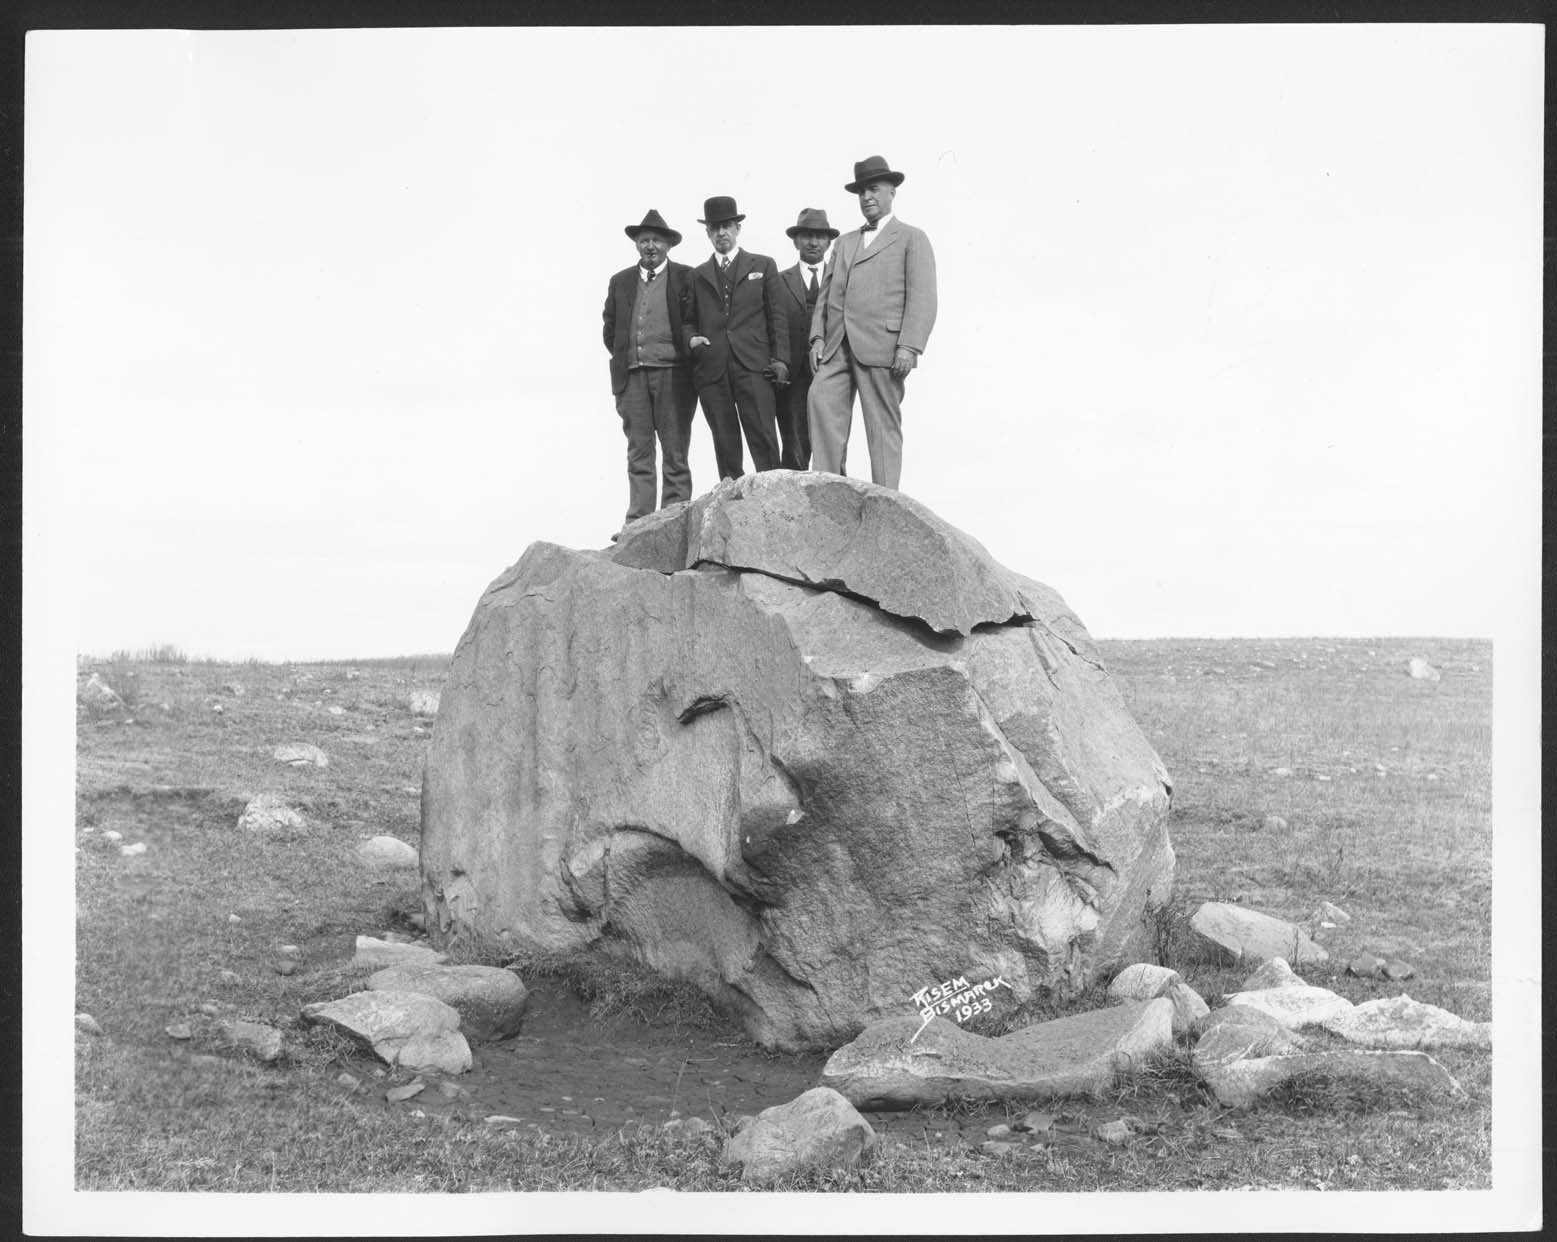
left=719, top=255, right=730, bottom=271
left=807, top=266, right=819, bottom=294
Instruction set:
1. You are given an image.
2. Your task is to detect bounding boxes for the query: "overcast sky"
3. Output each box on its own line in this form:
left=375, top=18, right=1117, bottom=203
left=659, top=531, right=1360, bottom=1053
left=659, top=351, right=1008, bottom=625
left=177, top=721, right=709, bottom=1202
left=24, top=24, right=1542, bottom=661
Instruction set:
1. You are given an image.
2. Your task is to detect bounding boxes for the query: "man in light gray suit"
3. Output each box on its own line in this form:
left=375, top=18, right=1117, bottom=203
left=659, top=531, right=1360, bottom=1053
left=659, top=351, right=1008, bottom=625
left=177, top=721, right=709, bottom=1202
left=807, top=154, right=938, bottom=490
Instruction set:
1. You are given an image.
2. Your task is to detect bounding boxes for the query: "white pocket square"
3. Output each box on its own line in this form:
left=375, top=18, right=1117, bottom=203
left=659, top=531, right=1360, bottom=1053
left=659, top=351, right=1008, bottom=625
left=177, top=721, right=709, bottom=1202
left=746, top=271, right=763, bottom=280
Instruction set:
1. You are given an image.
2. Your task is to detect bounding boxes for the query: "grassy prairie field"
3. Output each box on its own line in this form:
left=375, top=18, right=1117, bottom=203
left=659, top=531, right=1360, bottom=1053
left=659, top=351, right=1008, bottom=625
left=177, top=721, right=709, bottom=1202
left=66, top=636, right=1493, bottom=1194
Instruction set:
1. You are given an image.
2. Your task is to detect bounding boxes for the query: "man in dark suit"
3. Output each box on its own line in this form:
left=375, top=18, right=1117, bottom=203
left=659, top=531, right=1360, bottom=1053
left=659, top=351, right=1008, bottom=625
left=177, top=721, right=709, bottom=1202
left=808, top=156, right=938, bottom=490
left=602, top=209, right=699, bottom=535
left=686, top=196, right=790, bottom=479
left=774, top=208, right=839, bottom=471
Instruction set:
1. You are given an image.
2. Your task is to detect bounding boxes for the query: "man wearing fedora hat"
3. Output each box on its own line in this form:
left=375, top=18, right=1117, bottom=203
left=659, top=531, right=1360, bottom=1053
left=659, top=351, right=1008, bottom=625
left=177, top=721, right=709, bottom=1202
left=807, top=155, right=937, bottom=490
left=774, top=208, right=840, bottom=470
left=686, top=196, right=790, bottom=480
left=603, top=209, right=700, bottom=534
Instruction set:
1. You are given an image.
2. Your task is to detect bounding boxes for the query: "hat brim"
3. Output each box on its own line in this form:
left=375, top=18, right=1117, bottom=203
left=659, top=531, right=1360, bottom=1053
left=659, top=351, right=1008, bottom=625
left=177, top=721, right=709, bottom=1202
left=844, top=170, right=905, bottom=193
left=625, top=225, right=681, bottom=247
left=786, top=225, right=840, bottom=239
left=697, top=214, right=746, bottom=226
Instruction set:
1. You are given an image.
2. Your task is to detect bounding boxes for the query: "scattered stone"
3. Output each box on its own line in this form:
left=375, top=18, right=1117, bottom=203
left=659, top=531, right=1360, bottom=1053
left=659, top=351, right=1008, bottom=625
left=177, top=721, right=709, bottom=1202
left=1271, top=767, right=1293, bottom=778
left=981, top=1140, right=1019, bottom=1156
left=210, top=703, right=224, bottom=715
left=821, top=999, right=1175, bottom=1109
left=274, top=960, right=298, bottom=977
left=237, top=794, right=306, bottom=836
left=77, top=673, right=124, bottom=712
left=365, top=964, right=528, bottom=1041
left=221, top=1019, right=284, bottom=1062
left=336, top=1072, right=361, bottom=1089
left=386, top=1080, right=426, bottom=1103
left=1194, top=1005, right=1307, bottom=1066
left=1381, top=959, right=1416, bottom=981
left=1201, top=1047, right=1460, bottom=1109
left=327, top=705, right=345, bottom=717
left=721, top=1087, right=876, bottom=1184
left=302, top=990, right=471, bottom=1074
left=219, top=970, right=241, bottom=986
left=663, top=1116, right=713, bottom=1138
left=1220, top=984, right=1355, bottom=1031
left=986, top=1123, right=1013, bottom=1138
left=1406, top=658, right=1441, bottom=682
left=198, top=1002, right=221, bottom=1017
left=228, top=913, right=242, bottom=924
left=1321, top=994, right=1491, bottom=1050
left=166, top=1023, right=193, bottom=1040
left=101, top=830, right=123, bottom=844
left=119, top=842, right=147, bottom=857
left=223, top=682, right=246, bottom=697
left=356, top=836, right=419, bottom=870
left=1188, top=902, right=1328, bottom=967
left=423, top=474, right=1176, bottom=1050
left=1105, top=963, right=1209, bottom=1035
left=406, top=690, right=441, bottom=717
left=277, top=944, right=303, bottom=960
left=1314, top=901, right=1351, bottom=926
left=379, top=930, right=416, bottom=944
left=1093, top=1119, right=1133, bottom=1145
left=351, top=937, right=449, bottom=970
left=1346, top=953, right=1386, bottom=978
left=485, top=1115, right=523, bottom=1126
left=1239, top=957, right=1302, bottom=991
left=1259, top=815, right=1288, bottom=832
left=273, top=743, right=329, bottom=768
left=434, top=1080, right=466, bottom=1100
left=75, top=1013, right=104, bottom=1036
left=1019, top=1110, right=1056, bottom=1134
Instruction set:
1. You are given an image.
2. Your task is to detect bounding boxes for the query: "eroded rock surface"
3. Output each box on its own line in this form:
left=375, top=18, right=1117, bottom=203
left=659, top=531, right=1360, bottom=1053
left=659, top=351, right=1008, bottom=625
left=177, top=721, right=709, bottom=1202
left=1189, top=902, right=1327, bottom=967
left=302, top=990, right=471, bottom=1074
left=365, top=964, right=528, bottom=1041
left=1320, top=994, right=1491, bottom=1051
left=1106, top=962, right=1209, bottom=1035
left=819, top=999, right=1175, bottom=1109
left=421, top=474, right=1174, bottom=1050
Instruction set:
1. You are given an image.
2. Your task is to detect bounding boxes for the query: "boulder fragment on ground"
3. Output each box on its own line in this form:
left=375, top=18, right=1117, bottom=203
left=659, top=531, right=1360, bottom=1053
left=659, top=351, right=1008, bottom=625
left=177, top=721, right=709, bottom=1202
left=365, top=964, right=527, bottom=1041
left=302, top=990, right=471, bottom=1074
left=1406, top=658, right=1441, bottom=682
left=1346, top=953, right=1415, bottom=981
left=75, top=1013, right=104, bottom=1036
left=77, top=673, right=124, bottom=713
left=237, top=794, right=306, bottom=836
left=406, top=690, right=441, bottom=716
left=721, top=1086, right=875, bottom=1184
left=273, top=743, right=329, bottom=768
left=422, top=473, right=1175, bottom=1050
left=352, top=936, right=448, bottom=970
left=1189, top=902, right=1327, bottom=967
left=357, top=835, right=419, bottom=870
left=1219, top=984, right=1355, bottom=1030
left=1239, top=957, right=1303, bottom=991
left=1105, top=963, right=1209, bottom=1035
left=220, top=1019, right=284, bottom=1062
left=820, top=998, right=1174, bottom=1110
left=1320, top=994, right=1491, bottom=1050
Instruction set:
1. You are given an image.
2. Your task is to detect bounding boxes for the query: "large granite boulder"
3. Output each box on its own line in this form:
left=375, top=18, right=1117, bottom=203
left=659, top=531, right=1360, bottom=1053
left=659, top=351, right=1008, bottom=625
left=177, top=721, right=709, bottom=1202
left=420, top=473, right=1174, bottom=1051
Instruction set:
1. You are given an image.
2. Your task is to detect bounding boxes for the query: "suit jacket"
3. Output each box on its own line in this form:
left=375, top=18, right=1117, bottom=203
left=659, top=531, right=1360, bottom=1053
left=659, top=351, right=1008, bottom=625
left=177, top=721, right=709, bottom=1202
left=776, top=261, right=821, bottom=385
left=602, top=261, right=697, bottom=395
left=810, top=218, right=937, bottom=368
left=688, top=250, right=789, bottom=389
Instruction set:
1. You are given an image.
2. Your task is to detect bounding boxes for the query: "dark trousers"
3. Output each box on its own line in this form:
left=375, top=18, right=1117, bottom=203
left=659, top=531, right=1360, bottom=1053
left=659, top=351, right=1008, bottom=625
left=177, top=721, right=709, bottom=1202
left=698, top=359, right=782, bottom=480
left=778, top=374, right=813, bottom=470
left=617, top=366, right=693, bottom=523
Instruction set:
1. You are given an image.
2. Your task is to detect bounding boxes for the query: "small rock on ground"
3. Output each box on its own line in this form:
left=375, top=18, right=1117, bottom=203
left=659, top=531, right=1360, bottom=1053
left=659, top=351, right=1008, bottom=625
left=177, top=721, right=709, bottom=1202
left=237, top=794, right=306, bottom=836
left=1189, top=902, right=1328, bottom=967
left=352, top=936, right=449, bottom=970
left=386, top=1080, right=426, bottom=1103
left=1406, top=658, right=1441, bottom=681
left=272, top=743, right=329, bottom=768
left=721, top=1087, right=875, bottom=1184
left=356, top=835, right=419, bottom=870
left=221, top=1019, right=284, bottom=1062
left=75, top=1013, right=104, bottom=1036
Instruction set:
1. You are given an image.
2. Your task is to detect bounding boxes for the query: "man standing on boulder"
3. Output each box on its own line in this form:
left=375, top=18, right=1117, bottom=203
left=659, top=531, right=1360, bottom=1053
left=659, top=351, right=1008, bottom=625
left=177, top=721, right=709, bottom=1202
left=687, top=196, right=790, bottom=480
left=808, top=155, right=937, bottom=490
left=603, top=209, right=700, bottom=539
left=774, top=208, right=839, bottom=470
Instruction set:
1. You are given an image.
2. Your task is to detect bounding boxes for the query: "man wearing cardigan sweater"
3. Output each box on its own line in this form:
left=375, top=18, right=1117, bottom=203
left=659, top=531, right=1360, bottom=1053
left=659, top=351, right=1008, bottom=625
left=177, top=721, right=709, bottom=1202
left=603, top=209, right=699, bottom=535
left=807, top=155, right=938, bottom=490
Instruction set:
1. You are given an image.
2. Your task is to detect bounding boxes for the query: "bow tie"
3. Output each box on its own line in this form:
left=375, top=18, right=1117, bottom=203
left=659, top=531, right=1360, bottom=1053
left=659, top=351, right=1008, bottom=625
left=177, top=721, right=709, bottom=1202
left=861, top=221, right=878, bottom=233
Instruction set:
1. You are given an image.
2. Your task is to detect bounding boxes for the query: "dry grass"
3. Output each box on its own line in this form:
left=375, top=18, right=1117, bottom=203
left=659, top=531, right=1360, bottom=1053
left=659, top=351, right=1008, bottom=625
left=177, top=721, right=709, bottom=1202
left=70, top=636, right=1492, bottom=1193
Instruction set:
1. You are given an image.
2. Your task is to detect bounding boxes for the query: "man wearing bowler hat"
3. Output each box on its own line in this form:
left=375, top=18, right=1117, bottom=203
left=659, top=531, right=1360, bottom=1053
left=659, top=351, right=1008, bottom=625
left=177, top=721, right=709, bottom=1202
left=774, top=208, right=840, bottom=470
left=602, top=209, right=700, bottom=536
left=807, top=155, right=938, bottom=490
left=686, top=196, right=790, bottom=479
